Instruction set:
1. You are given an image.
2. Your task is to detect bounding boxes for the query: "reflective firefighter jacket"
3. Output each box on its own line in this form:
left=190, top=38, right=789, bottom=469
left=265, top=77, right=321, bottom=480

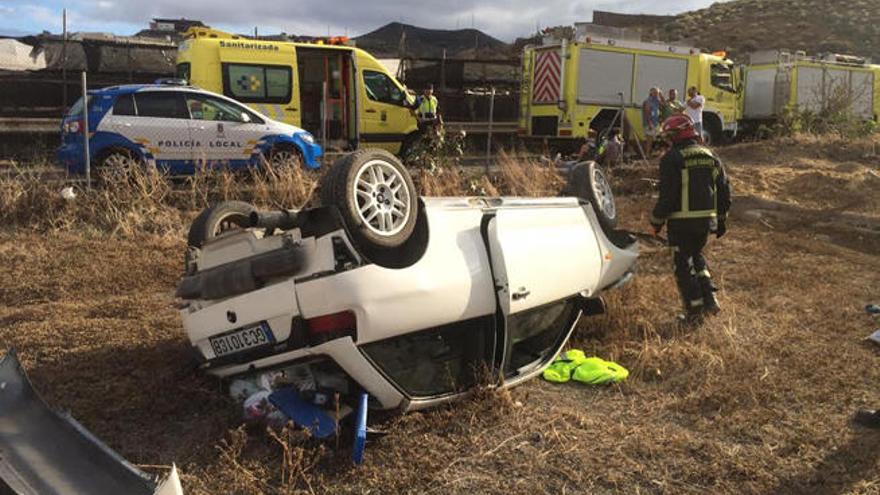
left=651, top=141, right=731, bottom=224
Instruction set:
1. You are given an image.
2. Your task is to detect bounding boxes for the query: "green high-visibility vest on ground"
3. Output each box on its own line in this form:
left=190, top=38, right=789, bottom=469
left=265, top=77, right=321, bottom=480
left=418, top=95, right=438, bottom=117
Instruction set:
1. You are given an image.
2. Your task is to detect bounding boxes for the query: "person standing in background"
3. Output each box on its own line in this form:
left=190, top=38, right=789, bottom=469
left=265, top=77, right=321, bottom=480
left=661, top=88, right=684, bottom=121
left=642, top=87, right=662, bottom=156
left=685, top=86, right=705, bottom=141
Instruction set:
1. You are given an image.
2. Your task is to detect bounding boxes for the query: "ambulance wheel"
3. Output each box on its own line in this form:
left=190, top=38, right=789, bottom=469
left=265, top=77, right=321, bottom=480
left=267, top=144, right=303, bottom=168
left=321, top=149, right=418, bottom=250
left=96, top=148, right=143, bottom=180
left=567, top=161, right=618, bottom=230
left=187, top=200, right=257, bottom=248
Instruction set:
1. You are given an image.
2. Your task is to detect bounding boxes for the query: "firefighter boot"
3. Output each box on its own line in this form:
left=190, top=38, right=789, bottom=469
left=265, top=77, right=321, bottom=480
left=697, top=274, right=721, bottom=315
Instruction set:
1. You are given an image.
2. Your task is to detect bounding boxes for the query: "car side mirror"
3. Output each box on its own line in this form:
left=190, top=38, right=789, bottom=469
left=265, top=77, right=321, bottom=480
left=241, top=112, right=251, bottom=123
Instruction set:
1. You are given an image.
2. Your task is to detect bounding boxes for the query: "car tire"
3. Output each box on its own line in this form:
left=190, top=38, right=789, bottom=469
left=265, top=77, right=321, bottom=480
left=566, top=161, right=618, bottom=230
left=187, top=200, right=257, bottom=248
left=267, top=145, right=303, bottom=168
left=96, top=148, right=142, bottom=180
left=320, top=148, right=419, bottom=250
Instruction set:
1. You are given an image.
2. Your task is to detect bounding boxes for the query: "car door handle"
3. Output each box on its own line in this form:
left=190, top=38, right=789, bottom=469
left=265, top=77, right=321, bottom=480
left=365, top=109, right=377, bottom=114
left=512, top=288, right=531, bottom=301
left=285, top=107, right=298, bottom=111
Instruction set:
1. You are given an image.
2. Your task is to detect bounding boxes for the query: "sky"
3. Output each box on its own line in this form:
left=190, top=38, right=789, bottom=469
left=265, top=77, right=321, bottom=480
left=0, top=0, right=724, bottom=41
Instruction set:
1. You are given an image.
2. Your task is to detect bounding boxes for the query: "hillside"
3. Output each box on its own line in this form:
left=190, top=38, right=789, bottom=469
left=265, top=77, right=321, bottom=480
left=654, top=0, right=880, bottom=61
left=354, top=22, right=510, bottom=58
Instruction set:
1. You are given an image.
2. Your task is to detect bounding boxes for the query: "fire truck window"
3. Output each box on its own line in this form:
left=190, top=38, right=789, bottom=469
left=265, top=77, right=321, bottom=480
left=711, top=64, right=736, bottom=93
left=363, top=71, right=404, bottom=105
left=223, top=63, right=292, bottom=104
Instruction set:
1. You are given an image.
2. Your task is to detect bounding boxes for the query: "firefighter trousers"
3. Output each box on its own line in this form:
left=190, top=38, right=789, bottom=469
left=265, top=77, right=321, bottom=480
left=667, top=221, right=716, bottom=311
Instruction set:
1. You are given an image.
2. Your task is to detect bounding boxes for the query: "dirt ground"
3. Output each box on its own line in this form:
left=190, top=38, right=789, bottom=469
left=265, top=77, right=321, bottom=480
left=0, top=137, right=878, bottom=494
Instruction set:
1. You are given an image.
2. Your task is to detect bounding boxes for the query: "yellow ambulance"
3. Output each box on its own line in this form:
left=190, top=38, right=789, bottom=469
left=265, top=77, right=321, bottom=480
left=519, top=24, right=740, bottom=146
left=176, top=28, right=419, bottom=154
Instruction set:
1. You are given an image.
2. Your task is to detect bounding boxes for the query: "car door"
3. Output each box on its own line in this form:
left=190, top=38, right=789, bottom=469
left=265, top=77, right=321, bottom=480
left=360, top=69, right=411, bottom=153
left=486, top=204, right=603, bottom=378
left=184, top=92, right=268, bottom=169
left=128, top=91, right=194, bottom=173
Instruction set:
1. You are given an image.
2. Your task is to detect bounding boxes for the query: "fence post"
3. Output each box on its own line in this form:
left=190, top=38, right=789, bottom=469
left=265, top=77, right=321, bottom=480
left=61, top=9, right=68, bottom=113
left=485, top=86, right=495, bottom=174
left=81, top=71, right=90, bottom=188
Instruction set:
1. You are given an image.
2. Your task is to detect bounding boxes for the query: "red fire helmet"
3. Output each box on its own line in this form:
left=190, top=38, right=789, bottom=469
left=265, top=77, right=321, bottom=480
left=661, top=114, right=699, bottom=142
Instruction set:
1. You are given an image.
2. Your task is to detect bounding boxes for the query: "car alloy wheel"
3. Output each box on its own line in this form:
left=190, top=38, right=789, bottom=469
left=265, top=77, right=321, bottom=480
left=270, top=149, right=300, bottom=168
left=591, top=166, right=616, bottom=221
left=352, top=158, right=412, bottom=237
left=100, top=151, right=140, bottom=179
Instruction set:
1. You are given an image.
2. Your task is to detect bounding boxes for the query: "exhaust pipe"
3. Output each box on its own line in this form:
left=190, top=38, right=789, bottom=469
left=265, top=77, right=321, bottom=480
left=249, top=209, right=300, bottom=232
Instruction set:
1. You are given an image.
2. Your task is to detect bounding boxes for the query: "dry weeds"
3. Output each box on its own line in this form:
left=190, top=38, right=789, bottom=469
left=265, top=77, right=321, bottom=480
left=0, top=139, right=878, bottom=494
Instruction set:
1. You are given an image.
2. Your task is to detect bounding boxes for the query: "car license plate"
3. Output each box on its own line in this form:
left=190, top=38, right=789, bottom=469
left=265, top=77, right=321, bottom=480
left=209, top=323, right=274, bottom=358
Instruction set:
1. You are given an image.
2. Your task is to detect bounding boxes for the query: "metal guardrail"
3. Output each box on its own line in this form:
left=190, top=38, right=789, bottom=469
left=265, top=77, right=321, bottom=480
left=444, top=121, right=518, bottom=134
left=0, top=118, right=520, bottom=136
left=0, top=117, right=60, bottom=133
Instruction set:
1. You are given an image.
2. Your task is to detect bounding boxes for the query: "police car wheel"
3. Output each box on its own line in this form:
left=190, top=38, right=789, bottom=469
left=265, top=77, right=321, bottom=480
left=268, top=146, right=302, bottom=168
left=187, top=201, right=257, bottom=248
left=320, top=149, right=418, bottom=250
left=98, top=149, right=142, bottom=179
left=566, top=161, right=618, bottom=230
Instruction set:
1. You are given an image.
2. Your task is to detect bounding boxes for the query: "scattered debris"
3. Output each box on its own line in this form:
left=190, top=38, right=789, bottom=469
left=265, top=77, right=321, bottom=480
left=866, top=304, right=880, bottom=315
left=60, top=186, right=77, bottom=201
left=0, top=349, right=184, bottom=495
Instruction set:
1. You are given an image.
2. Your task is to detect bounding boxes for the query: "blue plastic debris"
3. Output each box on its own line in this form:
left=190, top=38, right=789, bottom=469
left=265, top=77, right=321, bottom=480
left=352, top=392, right=368, bottom=465
left=268, top=388, right=337, bottom=439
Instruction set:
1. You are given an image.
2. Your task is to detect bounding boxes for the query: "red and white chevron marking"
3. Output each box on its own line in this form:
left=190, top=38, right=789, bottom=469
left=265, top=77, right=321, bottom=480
left=532, top=50, right=561, bottom=104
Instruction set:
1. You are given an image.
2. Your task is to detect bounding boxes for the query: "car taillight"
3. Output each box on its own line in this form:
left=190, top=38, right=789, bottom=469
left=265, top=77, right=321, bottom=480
left=64, top=120, right=82, bottom=134
left=305, top=311, right=356, bottom=344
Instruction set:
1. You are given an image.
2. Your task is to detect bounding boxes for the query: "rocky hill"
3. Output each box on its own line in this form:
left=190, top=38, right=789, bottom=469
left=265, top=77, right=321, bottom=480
left=353, top=22, right=510, bottom=59
left=649, top=0, right=880, bottom=61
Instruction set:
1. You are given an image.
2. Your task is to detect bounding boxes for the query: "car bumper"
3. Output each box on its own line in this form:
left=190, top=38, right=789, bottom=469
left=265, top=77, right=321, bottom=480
left=56, top=143, right=85, bottom=175
left=291, top=134, right=322, bottom=169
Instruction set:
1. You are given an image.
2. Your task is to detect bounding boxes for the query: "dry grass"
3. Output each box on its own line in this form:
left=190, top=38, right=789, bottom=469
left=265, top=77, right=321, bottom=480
left=0, top=140, right=878, bottom=494
left=0, top=162, right=321, bottom=237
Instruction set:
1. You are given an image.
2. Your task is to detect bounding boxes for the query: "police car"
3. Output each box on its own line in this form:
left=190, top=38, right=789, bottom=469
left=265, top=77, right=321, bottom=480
left=57, top=81, right=322, bottom=176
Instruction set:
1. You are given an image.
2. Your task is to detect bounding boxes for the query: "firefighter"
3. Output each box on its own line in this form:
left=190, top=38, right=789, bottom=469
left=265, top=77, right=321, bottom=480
left=650, top=114, right=731, bottom=321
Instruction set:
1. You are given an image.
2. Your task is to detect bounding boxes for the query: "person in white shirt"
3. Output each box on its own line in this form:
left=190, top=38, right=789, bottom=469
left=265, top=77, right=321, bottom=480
left=685, top=86, right=705, bottom=140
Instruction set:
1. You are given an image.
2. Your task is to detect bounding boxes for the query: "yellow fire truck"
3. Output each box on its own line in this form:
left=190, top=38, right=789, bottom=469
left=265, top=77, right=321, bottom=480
left=741, top=50, right=880, bottom=125
left=176, top=28, right=419, bottom=154
left=519, top=24, right=740, bottom=146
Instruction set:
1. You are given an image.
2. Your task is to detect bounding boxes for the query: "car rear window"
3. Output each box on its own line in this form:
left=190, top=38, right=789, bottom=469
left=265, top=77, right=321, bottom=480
left=133, top=92, right=189, bottom=119
left=65, top=96, right=91, bottom=117
left=112, top=94, right=136, bottom=116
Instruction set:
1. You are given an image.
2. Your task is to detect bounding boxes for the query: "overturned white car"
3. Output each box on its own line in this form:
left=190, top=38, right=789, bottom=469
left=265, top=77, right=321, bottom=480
left=177, top=149, right=638, bottom=412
